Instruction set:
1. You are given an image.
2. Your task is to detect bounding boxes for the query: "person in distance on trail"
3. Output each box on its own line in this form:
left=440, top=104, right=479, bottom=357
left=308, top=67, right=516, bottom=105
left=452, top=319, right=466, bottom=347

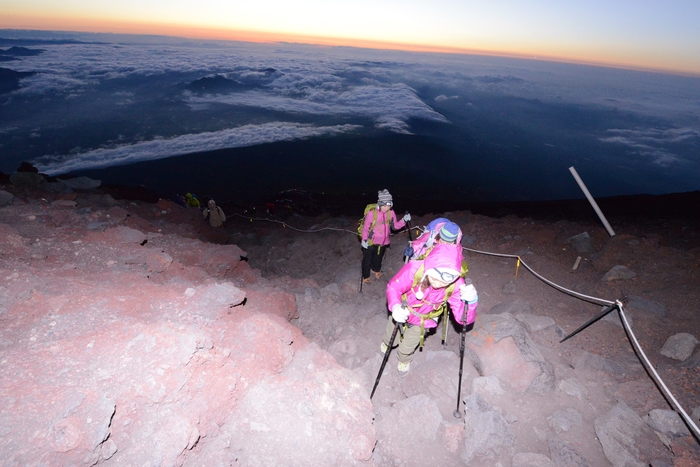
left=203, top=199, right=226, bottom=227
left=185, top=192, right=201, bottom=208
left=405, top=218, right=462, bottom=261
left=360, top=189, right=411, bottom=283
left=382, top=243, right=478, bottom=374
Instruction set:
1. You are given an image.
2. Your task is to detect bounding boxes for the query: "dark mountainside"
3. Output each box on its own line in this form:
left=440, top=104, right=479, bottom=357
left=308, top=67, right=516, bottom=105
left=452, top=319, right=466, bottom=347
left=0, top=46, right=45, bottom=57
left=0, top=67, right=36, bottom=94
left=0, top=47, right=41, bottom=90
left=0, top=170, right=699, bottom=467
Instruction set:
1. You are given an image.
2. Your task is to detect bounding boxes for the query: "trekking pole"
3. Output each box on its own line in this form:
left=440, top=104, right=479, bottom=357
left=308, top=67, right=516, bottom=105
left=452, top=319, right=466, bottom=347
left=442, top=308, right=449, bottom=346
left=453, top=303, right=468, bottom=419
left=403, top=214, right=413, bottom=264
left=370, top=321, right=400, bottom=399
left=359, top=245, right=365, bottom=293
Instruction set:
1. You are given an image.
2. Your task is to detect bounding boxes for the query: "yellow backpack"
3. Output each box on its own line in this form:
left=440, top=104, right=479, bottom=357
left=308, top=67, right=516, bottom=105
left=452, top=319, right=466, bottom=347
left=357, top=204, right=392, bottom=244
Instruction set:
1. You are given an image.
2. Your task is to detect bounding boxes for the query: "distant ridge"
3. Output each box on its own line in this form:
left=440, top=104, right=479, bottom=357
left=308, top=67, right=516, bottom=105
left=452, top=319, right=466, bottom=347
left=0, top=46, right=44, bottom=56
left=0, top=37, right=90, bottom=46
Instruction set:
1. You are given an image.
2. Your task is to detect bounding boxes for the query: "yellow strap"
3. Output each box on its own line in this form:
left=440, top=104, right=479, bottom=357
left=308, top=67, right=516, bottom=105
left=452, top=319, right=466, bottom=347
left=367, top=208, right=391, bottom=245
left=516, top=257, right=521, bottom=278
left=402, top=261, right=463, bottom=349
left=404, top=301, right=446, bottom=349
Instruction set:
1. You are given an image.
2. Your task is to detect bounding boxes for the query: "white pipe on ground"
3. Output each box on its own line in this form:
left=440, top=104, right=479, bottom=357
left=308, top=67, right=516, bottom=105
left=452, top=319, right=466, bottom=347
left=572, top=256, right=582, bottom=271
left=568, top=166, right=616, bottom=237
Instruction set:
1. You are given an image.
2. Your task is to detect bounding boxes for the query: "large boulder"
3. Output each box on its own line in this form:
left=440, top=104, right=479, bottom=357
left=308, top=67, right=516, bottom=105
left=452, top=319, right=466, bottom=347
left=659, top=333, right=699, bottom=361
left=568, top=231, right=593, bottom=254
left=402, top=350, right=480, bottom=420
left=226, top=341, right=375, bottom=467
left=375, top=394, right=443, bottom=465
left=594, top=401, right=669, bottom=467
left=547, top=438, right=590, bottom=467
left=602, top=265, right=637, bottom=282
left=467, top=312, right=555, bottom=394
left=0, top=189, right=14, bottom=206
left=461, top=392, right=515, bottom=464
left=0, top=306, right=374, bottom=467
left=9, top=171, right=47, bottom=188
left=644, top=409, right=691, bottom=448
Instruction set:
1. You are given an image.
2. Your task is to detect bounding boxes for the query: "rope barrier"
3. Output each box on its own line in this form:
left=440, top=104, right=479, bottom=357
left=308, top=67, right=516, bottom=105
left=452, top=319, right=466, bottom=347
left=463, top=247, right=614, bottom=306
left=463, top=245, right=697, bottom=440
left=232, top=212, right=356, bottom=234
left=618, top=304, right=700, bottom=440
left=232, top=212, right=421, bottom=237
left=236, top=213, right=698, bottom=438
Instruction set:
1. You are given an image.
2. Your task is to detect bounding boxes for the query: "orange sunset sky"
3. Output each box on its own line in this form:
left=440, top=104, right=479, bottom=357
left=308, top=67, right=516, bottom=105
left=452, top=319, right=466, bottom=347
left=2, top=0, right=700, bottom=75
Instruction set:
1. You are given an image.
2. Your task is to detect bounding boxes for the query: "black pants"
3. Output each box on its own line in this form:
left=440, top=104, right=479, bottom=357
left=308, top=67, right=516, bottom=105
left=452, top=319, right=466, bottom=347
left=362, top=244, right=388, bottom=279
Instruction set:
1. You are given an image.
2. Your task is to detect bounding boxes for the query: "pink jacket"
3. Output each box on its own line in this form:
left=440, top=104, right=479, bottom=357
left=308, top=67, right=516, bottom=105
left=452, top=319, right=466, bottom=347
left=386, top=244, right=477, bottom=328
left=362, top=208, right=406, bottom=247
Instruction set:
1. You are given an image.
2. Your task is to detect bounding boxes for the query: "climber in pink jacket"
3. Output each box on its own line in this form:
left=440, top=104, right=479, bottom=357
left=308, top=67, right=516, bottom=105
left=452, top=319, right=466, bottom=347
left=381, top=243, right=478, bottom=374
left=360, top=189, right=410, bottom=283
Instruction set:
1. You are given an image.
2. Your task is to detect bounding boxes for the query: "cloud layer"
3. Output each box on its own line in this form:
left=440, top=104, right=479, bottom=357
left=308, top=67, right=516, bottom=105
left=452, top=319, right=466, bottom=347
left=600, top=127, right=699, bottom=166
left=1, top=34, right=698, bottom=197
left=35, top=122, right=360, bottom=175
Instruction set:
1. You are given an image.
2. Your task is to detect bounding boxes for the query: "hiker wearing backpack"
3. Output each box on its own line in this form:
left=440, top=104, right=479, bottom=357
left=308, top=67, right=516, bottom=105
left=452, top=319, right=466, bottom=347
left=203, top=199, right=226, bottom=227
left=381, top=243, right=478, bottom=374
left=185, top=192, right=200, bottom=208
left=405, top=218, right=462, bottom=261
left=360, top=189, right=411, bottom=283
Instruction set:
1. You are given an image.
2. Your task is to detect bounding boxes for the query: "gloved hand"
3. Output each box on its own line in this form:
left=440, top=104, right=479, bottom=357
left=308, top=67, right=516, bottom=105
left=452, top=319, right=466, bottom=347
left=403, top=245, right=414, bottom=258
left=459, top=282, right=478, bottom=304
left=403, top=213, right=411, bottom=223
left=361, top=240, right=369, bottom=249
left=391, top=304, right=410, bottom=323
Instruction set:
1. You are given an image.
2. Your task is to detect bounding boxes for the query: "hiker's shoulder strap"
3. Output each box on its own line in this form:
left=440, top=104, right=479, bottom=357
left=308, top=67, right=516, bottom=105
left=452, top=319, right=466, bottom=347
left=411, top=263, right=424, bottom=288
left=444, top=260, right=469, bottom=301
left=444, top=282, right=457, bottom=301
left=367, top=206, right=378, bottom=230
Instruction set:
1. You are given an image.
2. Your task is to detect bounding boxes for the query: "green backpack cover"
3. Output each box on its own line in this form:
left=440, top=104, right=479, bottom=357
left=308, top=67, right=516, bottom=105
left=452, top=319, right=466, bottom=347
left=357, top=203, right=392, bottom=244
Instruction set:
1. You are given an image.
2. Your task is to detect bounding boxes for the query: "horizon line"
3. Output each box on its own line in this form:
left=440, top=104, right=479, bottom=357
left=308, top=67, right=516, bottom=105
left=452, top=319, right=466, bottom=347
left=2, top=23, right=699, bottom=78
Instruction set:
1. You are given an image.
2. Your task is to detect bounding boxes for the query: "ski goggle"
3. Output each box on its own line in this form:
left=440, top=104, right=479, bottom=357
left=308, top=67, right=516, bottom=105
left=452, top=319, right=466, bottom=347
left=433, top=268, right=459, bottom=283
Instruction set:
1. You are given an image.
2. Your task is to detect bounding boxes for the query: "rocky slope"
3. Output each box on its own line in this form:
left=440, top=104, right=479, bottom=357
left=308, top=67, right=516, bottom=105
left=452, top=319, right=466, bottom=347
left=0, top=177, right=698, bottom=467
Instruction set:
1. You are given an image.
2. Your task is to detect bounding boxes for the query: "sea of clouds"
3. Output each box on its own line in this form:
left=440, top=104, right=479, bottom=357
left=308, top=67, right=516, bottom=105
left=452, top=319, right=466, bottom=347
left=2, top=31, right=699, bottom=179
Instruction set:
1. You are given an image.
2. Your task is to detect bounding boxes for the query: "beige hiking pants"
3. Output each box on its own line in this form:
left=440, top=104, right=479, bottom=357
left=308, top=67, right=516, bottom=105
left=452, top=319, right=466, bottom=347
left=382, top=316, right=422, bottom=365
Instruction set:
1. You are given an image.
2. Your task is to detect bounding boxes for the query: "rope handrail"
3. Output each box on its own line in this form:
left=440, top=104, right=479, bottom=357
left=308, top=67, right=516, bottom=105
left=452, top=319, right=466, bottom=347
left=463, top=246, right=698, bottom=440
left=463, top=247, right=614, bottom=306
left=232, top=212, right=356, bottom=234
left=234, top=214, right=699, bottom=439
left=618, top=304, right=700, bottom=440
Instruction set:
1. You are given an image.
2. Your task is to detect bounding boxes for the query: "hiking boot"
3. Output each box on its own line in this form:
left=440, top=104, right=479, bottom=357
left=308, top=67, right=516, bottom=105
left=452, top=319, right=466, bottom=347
left=373, top=271, right=383, bottom=279
left=398, top=361, right=410, bottom=374
left=380, top=342, right=388, bottom=354
left=362, top=277, right=371, bottom=284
